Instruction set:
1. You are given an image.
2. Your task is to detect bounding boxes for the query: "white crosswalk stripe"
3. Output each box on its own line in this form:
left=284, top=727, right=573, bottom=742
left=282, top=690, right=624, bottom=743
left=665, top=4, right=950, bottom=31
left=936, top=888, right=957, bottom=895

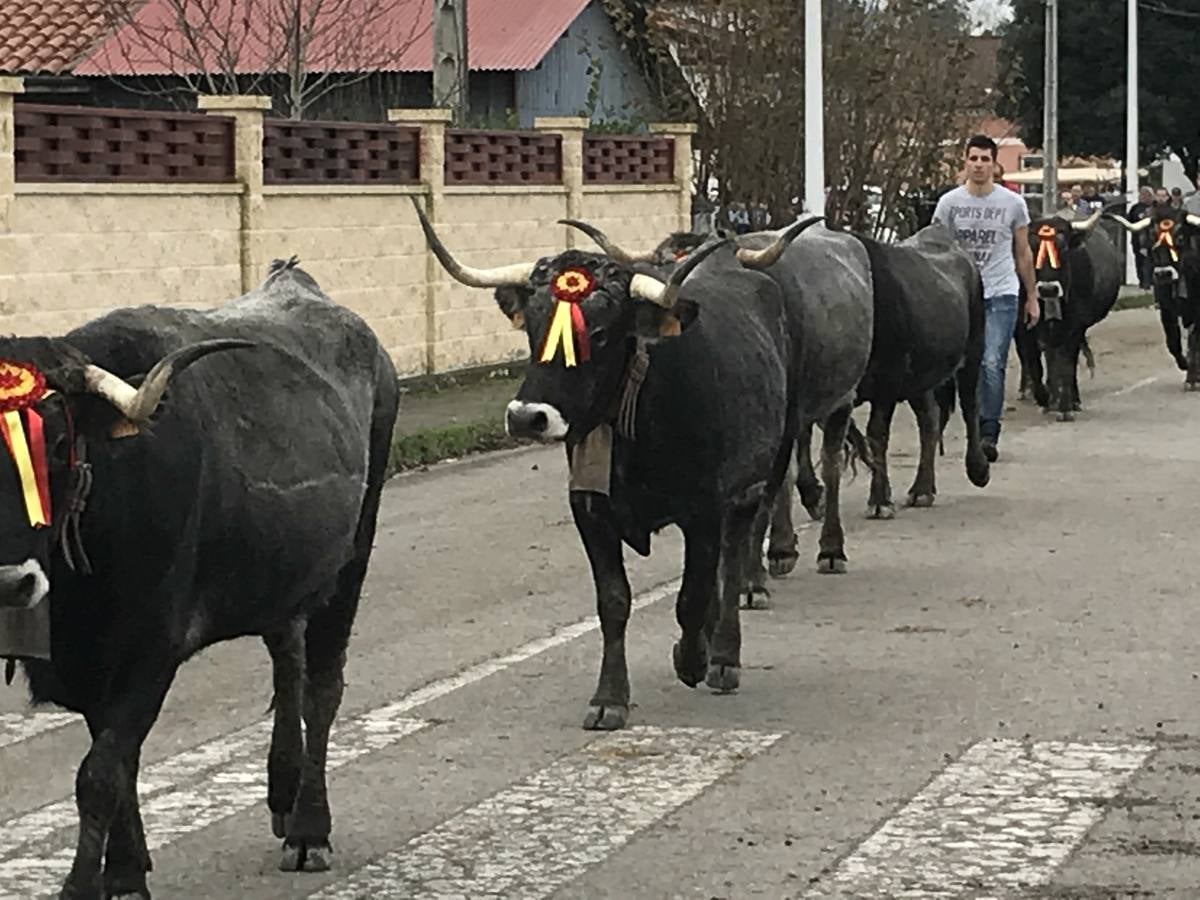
left=805, top=739, right=1155, bottom=898
left=0, top=712, right=77, bottom=751
left=308, top=725, right=783, bottom=900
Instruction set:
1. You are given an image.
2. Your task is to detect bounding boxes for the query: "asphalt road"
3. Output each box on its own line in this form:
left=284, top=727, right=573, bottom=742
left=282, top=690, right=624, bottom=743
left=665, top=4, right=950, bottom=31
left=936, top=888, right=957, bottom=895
left=1, top=307, right=1198, bottom=900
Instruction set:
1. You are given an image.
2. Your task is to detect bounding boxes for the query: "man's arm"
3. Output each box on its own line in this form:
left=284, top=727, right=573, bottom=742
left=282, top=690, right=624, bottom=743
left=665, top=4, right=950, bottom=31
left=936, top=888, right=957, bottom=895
left=1013, top=224, right=1040, bottom=326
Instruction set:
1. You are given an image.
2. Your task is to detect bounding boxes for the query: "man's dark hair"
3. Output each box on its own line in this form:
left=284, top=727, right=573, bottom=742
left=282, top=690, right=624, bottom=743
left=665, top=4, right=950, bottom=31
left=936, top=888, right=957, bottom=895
left=965, top=134, right=998, bottom=160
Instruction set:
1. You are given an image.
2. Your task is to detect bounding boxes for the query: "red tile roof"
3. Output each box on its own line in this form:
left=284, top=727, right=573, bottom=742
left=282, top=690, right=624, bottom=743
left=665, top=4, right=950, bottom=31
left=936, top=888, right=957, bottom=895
left=75, top=0, right=591, bottom=77
left=0, top=0, right=128, bottom=75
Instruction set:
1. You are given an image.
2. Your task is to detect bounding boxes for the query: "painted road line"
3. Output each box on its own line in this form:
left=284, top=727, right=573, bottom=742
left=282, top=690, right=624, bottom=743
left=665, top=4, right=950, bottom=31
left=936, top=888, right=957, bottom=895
left=308, top=725, right=783, bottom=900
left=0, top=710, right=432, bottom=899
left=0, top=578, right=685, bottom=884
left=0, top=712, right=77, bottom=751
left=806, top=739, right=1154, bottom=898
left=1111, top=375, right=1159, bottom=397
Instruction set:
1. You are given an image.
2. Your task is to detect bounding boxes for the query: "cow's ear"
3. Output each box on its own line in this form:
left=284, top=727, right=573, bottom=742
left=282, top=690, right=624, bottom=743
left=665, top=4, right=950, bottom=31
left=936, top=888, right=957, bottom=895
left=632, top=298, right=699, bottom=342
left=494, top=286, right=530, bottom=330
left=1066, top=231, right=1088, bottom=248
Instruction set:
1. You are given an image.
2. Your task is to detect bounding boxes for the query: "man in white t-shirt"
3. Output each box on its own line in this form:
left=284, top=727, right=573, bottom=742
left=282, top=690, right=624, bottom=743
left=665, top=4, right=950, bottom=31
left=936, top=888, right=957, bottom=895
left=933, top=135, right=1039, bottom=462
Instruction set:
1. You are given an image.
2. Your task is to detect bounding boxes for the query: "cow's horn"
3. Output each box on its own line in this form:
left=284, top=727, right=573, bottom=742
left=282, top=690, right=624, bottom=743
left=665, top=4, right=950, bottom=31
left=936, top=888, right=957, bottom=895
left=629, top=236, right=730, bottom=308
left=735, top=216, right=825, bottom=268
left=558, top=219, right=657, bottom=264
left=410, top=198, right=535, bottom=287
left=84, top=339, right=254, bottom=424
left=1105, top=212, right=1153, bottom=233
left=1187, top=214, right=1200, bottom=228
left=1070, top=208, right=1104, bottom=232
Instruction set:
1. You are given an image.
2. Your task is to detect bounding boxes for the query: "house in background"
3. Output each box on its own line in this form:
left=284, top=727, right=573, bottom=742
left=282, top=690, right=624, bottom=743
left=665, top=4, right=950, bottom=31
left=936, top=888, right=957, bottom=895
left=0, top=0, right=664, bottom=129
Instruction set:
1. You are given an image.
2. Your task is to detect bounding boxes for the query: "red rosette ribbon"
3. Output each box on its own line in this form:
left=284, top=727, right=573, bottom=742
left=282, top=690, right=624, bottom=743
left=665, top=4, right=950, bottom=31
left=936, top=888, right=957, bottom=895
left=540, top=267, right=595, bottom=367
left=0, top=360, right=51, bottom=527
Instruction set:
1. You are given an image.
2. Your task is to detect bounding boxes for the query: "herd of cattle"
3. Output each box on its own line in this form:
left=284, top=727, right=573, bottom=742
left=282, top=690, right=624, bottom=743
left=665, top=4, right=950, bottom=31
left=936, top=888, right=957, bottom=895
left=0, top=195, right=1195, bottom=899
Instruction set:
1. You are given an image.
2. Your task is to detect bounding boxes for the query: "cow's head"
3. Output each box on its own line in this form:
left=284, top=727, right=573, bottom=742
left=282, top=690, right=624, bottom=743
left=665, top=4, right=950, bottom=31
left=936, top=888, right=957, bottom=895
left=411, top=199, right=725, bottom=443
left=1028, top=209, right=1103, bottom=304
left=0, top=336, right=251, bottom=609
left=1109, top=209, right=1200, bottom=288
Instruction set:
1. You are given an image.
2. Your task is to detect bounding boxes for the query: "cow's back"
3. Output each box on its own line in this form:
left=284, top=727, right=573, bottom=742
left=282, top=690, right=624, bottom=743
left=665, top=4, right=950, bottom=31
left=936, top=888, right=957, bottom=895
left=1073, top=230, right=1122, bottom=328
left=64, top=264, right=396, bottom=638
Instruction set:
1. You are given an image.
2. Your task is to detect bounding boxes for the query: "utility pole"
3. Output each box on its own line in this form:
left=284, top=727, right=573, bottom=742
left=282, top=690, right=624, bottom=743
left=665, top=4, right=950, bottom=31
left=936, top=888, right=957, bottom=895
left=1041, top=0, right=1058, bottom=214
left=804, top=0, right=825, bottom=218
left=1125, top=0, right=1139, bottom=284
left=433, top=0, right=469, bottom=124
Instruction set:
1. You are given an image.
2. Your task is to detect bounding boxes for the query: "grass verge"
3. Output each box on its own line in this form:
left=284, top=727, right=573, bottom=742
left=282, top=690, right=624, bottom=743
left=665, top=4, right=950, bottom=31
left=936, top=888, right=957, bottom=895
left=386, top=419, right=522, bottom=477
left=1114, top=290, right=1154, bottom=311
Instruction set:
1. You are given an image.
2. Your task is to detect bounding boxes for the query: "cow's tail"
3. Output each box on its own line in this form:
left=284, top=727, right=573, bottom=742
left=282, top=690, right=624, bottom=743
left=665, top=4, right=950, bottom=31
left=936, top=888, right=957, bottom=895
left=934, top=377, right=957, bottom=456
left=843, top=414, right=873, bottom=481
left=1082, top=335, right=1096, bottom=378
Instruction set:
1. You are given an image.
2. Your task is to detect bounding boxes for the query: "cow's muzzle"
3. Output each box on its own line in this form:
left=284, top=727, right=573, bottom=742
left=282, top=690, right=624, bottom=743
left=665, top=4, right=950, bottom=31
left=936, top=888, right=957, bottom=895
left=1036, top=280, right=1064, bottom=300
left=0, top=560, right=49, bottom=609
left=1153, top=266, right=1180, bottom=285
left=505, top=401, right=569, bottom=442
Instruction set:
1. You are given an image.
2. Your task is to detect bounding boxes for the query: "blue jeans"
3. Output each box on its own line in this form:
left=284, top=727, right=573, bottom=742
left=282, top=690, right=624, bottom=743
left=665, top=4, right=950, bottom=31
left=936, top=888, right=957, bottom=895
left=978, top=293, right=1019, bottom=442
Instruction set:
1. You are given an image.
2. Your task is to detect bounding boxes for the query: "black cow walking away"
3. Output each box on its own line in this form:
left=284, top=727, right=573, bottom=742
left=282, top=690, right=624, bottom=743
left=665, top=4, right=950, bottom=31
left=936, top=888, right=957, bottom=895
left=1109, top=207, right=1200, bottom=388
left=849, top=224, right=991, bottom=519
left=0, top=259, right=399, bottom=899
left=561, top=219, right=875, bottom=601
left=1014, top=210, right=1120, bottom=421
left=413, top=201, right=809, bottom=727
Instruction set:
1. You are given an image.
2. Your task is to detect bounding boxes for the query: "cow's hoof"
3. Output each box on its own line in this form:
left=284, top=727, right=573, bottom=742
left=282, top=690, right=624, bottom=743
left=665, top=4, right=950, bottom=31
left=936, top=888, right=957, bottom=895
left=967, top=455, right=991, bottom=488
left=817, top=554, right=848, bottom=575
left=583, top=704, right=628, bottom=730
left=59, top=875, right=104, bottom=900
left=768, top=550, right=799, bottom=577
left=272, top=812, right=291, bottom=839
left=800, top=487, right=825, bottom=521
left=280, top=840, right=333, bottom=872
left=1072, top=401, right=1082, bottom=412
left=1057, top=410, right=1075, bottom=422
left=907, top=493, right=935, bottom=509
left=103, top=871, right=150, bottom=900
left=1175, top=354, right=1189, bottom=371
left=741, top=587, right=771, bottom=610
left=673, top=641, right=707, bottom=688
left=706, top=663, right=740, bottom=693
left=1185, top=381, right=1199, bottom=392
left=867, top=503, right=895, bottom=520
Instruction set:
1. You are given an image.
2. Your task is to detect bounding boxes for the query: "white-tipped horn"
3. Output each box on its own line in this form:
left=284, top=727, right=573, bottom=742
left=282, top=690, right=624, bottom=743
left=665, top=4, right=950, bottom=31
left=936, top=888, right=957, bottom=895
left=558, top=219, right=657, bottom=264
left=84, top=339, right=254, bottom=424
left=411, top=198, right=535, bottom=287
left=1187, top=214, right=1200, bottom=228
left=629, top=236, right=730, bottom=309
left=1070, top=208, right=1104, bottom=232
left=1106, top=213, right=1153, bottom=233
left=629, top=273, right=668, bottom=306
left=735, top=216, right=825, bottom=268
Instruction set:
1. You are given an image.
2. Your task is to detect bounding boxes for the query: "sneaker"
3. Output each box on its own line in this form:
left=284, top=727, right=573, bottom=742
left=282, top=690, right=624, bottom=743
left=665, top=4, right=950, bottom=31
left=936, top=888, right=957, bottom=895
left=982, top=438, right=999, bottom=463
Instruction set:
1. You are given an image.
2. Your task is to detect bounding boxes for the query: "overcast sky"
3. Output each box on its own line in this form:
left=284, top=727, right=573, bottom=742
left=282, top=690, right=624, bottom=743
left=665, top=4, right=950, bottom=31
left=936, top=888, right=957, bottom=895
left=968, top=0, right=1013, bottom=32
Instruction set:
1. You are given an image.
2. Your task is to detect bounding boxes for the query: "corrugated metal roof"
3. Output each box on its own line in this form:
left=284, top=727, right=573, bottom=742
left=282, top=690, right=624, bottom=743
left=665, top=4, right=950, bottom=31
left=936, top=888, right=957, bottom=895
left=0, top=0, right=127, bottom=75
left=76, top=0, right=591, bottom=77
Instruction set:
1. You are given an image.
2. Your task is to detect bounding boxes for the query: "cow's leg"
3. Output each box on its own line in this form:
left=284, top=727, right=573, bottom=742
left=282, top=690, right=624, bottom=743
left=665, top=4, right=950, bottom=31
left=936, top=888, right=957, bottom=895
left=673, top=518, right=719, bottom=687
left=794, top=419, right=825, bottom=520
left=956, top=354, right=991, bottom=488
left=1052, top=333, right=1082, bottom=422
left=1187, top=322, right=1200, bottom=389
left=1016, top=321, right=1048, bottom=408
left=864, top=400, right=896, bottom=519
left=263, top=619, right=305, bottom=840
left=706, top=501, right=759, bottom=693
left=100, top=748, right=150, bottom=900
left=61, top=673, right=174, bottom=900
left=767, top=460, right=800, bottom=577
left=570, top=492, right=632, bottom=730
left=1158, top=286, right=1188, bottom=370
left=817, top=405, right=852, bottom=574
left=906, top=390, right=940, bottom=507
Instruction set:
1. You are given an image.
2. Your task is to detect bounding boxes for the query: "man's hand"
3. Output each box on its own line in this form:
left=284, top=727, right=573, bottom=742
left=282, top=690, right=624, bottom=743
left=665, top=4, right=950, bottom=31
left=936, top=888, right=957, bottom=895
left=1024, top=295, right=1041, bottom=328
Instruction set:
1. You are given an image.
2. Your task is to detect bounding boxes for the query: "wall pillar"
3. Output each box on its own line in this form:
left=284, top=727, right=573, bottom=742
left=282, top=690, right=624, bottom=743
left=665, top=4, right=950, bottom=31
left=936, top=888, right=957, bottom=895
left=534, top=116, right=588, bottom=248
left=0, top=76, right=24, bottom=236
left=198, top=95, right=270, bottom=292
left=651, top=122, right=698, bottom=233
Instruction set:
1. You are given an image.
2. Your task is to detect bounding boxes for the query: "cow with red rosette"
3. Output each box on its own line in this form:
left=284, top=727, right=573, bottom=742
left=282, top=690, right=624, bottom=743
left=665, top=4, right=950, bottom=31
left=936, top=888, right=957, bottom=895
left=0, top=257, right=399, bottom=898
left=412, top=198, right=814, bottom=730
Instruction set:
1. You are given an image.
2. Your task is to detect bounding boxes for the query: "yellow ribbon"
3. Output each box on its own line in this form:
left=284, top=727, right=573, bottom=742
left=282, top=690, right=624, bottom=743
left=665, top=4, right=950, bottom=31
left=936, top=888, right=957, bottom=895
left=539, top=301, right=577, bottom=367
left=0, top=410, right=49, bottom=527
left=1155, top=227, right=1179, bottom=263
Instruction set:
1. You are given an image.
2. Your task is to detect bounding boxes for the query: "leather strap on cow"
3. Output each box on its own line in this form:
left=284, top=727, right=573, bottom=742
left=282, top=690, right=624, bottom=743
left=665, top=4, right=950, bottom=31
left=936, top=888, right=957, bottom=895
left=615, top=339, right=650, bottom=441
left=59, top=433, right=93, bottom=576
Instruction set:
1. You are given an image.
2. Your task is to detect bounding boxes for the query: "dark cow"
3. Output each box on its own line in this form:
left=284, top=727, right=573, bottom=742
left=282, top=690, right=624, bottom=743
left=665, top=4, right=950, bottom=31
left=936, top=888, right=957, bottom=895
left=0, top=259, right=398, bottom=898
left=844, top=223, right=991, bottom=519
left=560, top=218, right=875, bottom=597
left=412, top=201, right=808, bottom=727
left=1109, top=206, right=1200, bottom=388
left=1013, top=209, right=1119, bottom=420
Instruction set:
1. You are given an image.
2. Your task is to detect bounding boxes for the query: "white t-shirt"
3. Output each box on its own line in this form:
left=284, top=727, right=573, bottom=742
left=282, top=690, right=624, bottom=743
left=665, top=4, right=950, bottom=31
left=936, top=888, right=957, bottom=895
left=933, top=185, right=1030, bottom=298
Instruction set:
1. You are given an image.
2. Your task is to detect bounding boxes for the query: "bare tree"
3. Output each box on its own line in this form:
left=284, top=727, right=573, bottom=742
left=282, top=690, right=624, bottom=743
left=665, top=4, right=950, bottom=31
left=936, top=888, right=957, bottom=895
left=605, top=0, right=974, bottom=238
left=92, top=0, right=430, bottom=119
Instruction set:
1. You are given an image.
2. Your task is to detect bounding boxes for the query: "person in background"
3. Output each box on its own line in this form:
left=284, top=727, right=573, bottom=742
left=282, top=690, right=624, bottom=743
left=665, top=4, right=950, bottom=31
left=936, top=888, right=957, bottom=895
left=1057, top=189, right=1074, bottom=214
left=1128, top=185, right=1155, bottom=290
left=1183, top=175, right=1200, bottom=215
left=1170, top=187, right=1184, bottom=209
left=1077, top=182, right=1105, bottom=215
left=1154, top=186, right=1172, bottom=210
left=933, top=134, right=1038, bottom=463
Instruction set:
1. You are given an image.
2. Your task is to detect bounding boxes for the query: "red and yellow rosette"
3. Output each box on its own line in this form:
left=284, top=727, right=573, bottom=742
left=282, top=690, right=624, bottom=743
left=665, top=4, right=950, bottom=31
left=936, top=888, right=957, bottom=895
left=539, top=267, right=594, bottom=367
left=1035, top=224, right=1060, bottom=270
left=1155, top=219, right=1179, bottom=263
left=0, top=360, right=51, bottom=528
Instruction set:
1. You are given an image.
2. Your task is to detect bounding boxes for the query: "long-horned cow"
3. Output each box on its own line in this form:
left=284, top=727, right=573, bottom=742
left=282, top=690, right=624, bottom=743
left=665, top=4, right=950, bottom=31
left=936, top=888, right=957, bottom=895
left=413, top=199, right=810, bottom=725
left=0, top=259, right=399, bottom=897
